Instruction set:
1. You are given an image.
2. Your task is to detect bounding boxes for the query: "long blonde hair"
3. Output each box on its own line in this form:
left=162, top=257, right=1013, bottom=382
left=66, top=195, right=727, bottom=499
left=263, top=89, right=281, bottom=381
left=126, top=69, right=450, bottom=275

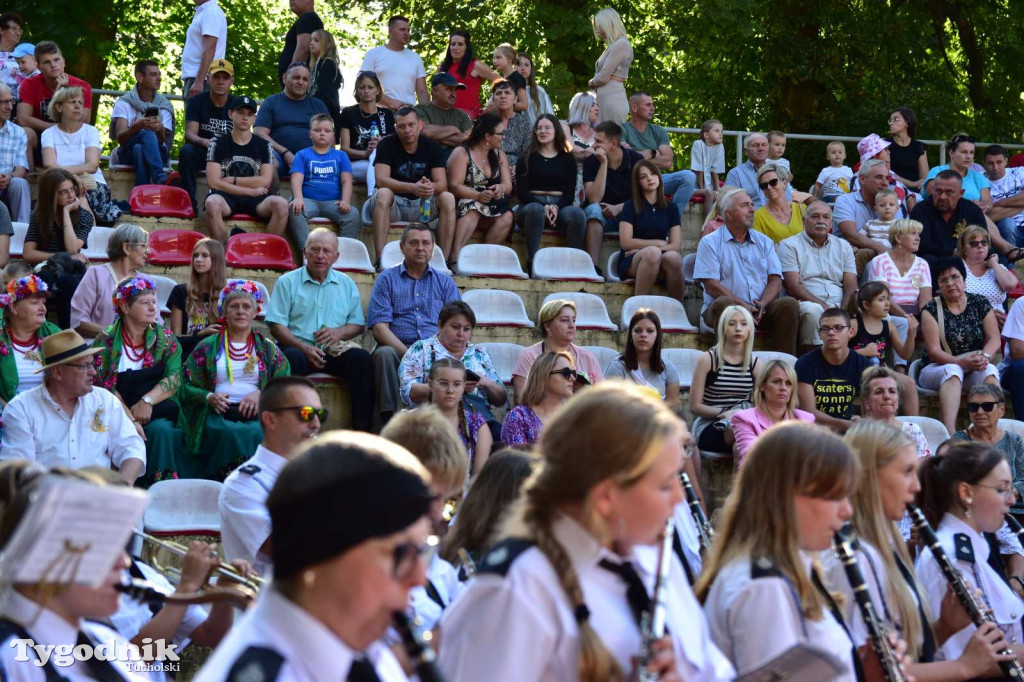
left=713, top=304, right=754, bottom=369
left=592, top=7, right=628, bottom=44
left=502, top=381, right=682, bottom=682
left=696, top=422, right=860, bottom=619
left=522, top=350, right=573, bottom=407
left=844, top=421, right=928, bottom=659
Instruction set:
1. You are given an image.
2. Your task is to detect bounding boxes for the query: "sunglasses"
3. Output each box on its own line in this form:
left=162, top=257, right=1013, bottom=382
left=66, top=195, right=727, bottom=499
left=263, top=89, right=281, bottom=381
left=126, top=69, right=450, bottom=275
left=270, top=405, right=328, bottom=422
left=967, top=401, right=1002, bottom=413
left=357, top=70, right=377, bottom=78
left=967, top=240, right=989, bottom=248
left=550, top=367, right=578, bottom=381
left=758, top=178, right=780, bottom=190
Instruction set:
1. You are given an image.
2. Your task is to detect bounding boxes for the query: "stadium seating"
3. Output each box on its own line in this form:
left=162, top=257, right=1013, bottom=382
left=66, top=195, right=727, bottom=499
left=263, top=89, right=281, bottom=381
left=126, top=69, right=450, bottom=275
left=147, top=229, right=206, bottom=266
left=583, top=345, right=620, bottom=373
left=752, top=350, right=799, bottom=366
left=225, top=233, right=295, bottom=271
left=83, top=226, right=116, bottom=262
left=463, top=289, right=533, bottom=327
left=620, top=295, right=698, bottom=332
left=532, top=247, right=604, bottom=282
left=129, top=185, right=196, bottom=219
left=9, top=222, right=26, bottom=258
left=475, top=342, right=524, bottom=384
left=333, top=237, right=375, bottom=274
left=683, top=252, right=697, bottom=285
left=379, top=240, right=451, bottom=274
left=541, top=292, right=616, bottom=331
left=897, top=416, right=950, bottom=454
left=150, top=274, right=179, bottom=315
left=456, top=244, right=528, bottom=279
left=662, top=348, right=704, bottom=389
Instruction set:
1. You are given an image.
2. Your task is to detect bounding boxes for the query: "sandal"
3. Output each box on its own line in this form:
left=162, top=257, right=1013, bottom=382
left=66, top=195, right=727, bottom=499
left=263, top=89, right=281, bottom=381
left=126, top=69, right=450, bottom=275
left=1007, top=247, right=1024, bottom=264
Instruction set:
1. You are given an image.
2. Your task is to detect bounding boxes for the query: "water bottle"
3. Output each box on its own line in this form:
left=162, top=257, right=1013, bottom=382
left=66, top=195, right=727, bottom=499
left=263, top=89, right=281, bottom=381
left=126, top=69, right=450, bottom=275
left=370, top=122, right=380, bottom=140
left=419, top=196, right=433, bottom=223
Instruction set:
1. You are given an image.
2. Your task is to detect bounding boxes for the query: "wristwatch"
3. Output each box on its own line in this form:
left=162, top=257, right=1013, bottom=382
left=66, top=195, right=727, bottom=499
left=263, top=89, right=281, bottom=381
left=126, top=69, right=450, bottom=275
left=982, top=352, right=992, bottom=360
left=141, top=396, right=154, bottom=405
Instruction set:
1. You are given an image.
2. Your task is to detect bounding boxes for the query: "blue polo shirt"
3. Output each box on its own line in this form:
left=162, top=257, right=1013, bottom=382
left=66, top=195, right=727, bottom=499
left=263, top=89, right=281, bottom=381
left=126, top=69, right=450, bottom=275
left=693, top=225, right=783, bottom=313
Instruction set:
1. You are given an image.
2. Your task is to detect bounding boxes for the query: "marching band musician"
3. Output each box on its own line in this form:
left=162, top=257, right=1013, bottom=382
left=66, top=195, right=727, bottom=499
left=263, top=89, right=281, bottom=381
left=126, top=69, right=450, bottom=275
left=696, top=422, right=869, bottom=681
left=914, top=440, right=1024, bottom=665
left=672, top=423, right=705, bottom=583
left=195, top=431, right=435, bottom=682
left=825, top=420, right=1010, bottom=679
left=438, top=382, right=735, bottom=682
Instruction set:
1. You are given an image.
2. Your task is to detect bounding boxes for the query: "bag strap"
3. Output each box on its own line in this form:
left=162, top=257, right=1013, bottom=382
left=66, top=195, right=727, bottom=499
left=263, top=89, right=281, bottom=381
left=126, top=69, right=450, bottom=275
left=933, top=296, right=953, bottom=356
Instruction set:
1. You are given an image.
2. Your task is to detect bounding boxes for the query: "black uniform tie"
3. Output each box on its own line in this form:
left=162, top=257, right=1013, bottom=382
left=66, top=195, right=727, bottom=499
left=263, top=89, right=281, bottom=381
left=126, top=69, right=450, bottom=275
left=599, top=558, right=652, bottom=628
left=347, top=657, right=383, bottom=682
left=76, top=630, right=126, bottom=682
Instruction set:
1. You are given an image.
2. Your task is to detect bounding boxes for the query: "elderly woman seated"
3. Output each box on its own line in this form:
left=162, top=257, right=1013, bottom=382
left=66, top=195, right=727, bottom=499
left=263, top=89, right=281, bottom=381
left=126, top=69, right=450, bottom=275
left=858, top=365, right=930, bottom=457
left=91, top=276, right=183, bottom=484
left=952, top=384, right=1024, bottom=499
left=501, top=350, right=575, bottom=449
left=71, top=223, right=160, bottom=341
left=180, top=280, right=289, bottom=480
left=0, top=276, right=61, bottom=421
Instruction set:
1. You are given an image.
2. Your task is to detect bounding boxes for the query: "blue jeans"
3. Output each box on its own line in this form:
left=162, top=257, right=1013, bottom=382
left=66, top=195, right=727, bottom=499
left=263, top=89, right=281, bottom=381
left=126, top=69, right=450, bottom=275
left=663, top=169, right=697, bottom=214
left=997, top=216, right=1024, bottom=249
left=1002, top=361, right=1024, bottom=418
left=121, top=129, right=169, bottom=185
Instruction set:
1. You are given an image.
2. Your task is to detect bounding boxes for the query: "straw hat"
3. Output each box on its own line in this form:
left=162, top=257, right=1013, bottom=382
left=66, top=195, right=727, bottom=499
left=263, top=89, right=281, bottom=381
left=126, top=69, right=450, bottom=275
left=35, top=329, right=102, bottom=373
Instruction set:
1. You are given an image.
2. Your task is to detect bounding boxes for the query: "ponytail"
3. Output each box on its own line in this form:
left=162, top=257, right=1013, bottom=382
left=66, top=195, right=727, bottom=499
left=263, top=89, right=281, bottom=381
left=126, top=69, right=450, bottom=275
left=916, top=440, right=1004, bottom=527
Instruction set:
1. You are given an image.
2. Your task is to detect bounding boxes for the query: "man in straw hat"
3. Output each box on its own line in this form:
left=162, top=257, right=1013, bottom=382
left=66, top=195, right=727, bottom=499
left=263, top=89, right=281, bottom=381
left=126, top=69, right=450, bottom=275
left=0, top=329, right=145, bottom=484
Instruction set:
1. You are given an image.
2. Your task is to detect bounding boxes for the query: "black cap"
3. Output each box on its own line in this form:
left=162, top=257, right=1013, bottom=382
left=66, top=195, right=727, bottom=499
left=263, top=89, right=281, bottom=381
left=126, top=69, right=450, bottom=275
left=231, top=95, right=259, bottom=113
left=431, top=72, right=466, bottom=90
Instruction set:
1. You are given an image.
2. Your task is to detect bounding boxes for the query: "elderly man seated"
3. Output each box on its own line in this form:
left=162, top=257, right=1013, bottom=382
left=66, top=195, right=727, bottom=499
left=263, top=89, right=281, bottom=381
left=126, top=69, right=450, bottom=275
left=0, top=329, right=145, bottom=485
left=265, top=227, right=373, bottom=432
left=693, top=188, right=799, bottom=355
left=0, top=83, right=29, bottom=223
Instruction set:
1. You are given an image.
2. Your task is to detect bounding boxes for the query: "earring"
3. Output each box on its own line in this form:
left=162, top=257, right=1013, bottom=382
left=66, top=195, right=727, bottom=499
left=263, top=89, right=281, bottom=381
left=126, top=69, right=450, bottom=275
left=303, top=570, right=316, bottom=587
left=964, top=499, right=973, bottom=518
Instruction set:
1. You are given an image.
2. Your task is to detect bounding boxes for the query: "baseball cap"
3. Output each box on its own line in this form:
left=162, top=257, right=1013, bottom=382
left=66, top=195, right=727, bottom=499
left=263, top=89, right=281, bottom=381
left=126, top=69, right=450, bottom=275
left=209, top=59, right=234, bottom=77
left=431, top=72, right=466, bottom=90
left=231, top=95, right=258, bottom=113
left=11, top=43, right=33, bottom=59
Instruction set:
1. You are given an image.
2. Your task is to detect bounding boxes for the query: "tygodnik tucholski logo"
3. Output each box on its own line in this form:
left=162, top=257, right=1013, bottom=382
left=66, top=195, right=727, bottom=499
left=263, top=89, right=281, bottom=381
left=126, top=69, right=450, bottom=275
left=10, top=636, right=181, bottom=672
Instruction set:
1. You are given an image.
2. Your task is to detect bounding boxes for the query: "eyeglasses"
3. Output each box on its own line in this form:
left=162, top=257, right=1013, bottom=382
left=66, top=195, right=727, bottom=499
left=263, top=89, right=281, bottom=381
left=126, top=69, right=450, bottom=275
left=270, top=405, right=328, bottom=422
left=357, top=70, right=377, bottom=78
left=967, top=401, right=1002, bottom=413
left=128, top=242, right=148, bottom=249
left=432, top=379, right=464, bottom=392
left=818, top=324, right=849, bottom=335
left=974, top=483, right=1017, bottom=501
left=64, top=362, right=95, bottom=372
left=0, top=99, right=13, bottom=106
left=967, top=240, right=989, bottom=248
left=758, top=178, right=780, bottom=190
left=937, top=273, right=963, bottom=286
left=391, top=535, right=438, bottom=579
left=550, top=367, right=578, bottom=381
left=489, top=130, right=506, bottom=137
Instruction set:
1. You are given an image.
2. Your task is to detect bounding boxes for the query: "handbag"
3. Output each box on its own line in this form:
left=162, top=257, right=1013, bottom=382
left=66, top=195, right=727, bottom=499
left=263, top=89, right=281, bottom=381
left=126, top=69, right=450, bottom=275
left=932, top=296, right=953, bottom=356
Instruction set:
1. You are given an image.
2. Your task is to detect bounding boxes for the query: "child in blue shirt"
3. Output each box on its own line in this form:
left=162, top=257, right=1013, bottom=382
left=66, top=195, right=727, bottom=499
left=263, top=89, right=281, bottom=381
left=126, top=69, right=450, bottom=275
left=288, top=113, right=358, bottom=247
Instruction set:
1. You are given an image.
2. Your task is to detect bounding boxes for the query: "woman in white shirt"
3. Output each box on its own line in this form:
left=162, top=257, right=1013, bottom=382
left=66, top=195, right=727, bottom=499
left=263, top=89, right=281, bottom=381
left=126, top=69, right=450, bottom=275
left=439, top=381, right=734, bottom=682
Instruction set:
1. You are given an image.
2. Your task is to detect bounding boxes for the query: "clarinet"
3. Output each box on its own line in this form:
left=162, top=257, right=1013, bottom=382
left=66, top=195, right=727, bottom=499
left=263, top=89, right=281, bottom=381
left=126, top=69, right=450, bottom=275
left=393, top=611, right=446, bottom=682
left=832, top=526, right=908, bottom=682
left=680, top=472, right=713, bottom=553
left=456, top=548, right=477, bottom=580
left=1005, top=512, right=1024, bottom=541
left=908, top=504, right=1024, bottom=679
left=635, top=518, right=675, bottom=682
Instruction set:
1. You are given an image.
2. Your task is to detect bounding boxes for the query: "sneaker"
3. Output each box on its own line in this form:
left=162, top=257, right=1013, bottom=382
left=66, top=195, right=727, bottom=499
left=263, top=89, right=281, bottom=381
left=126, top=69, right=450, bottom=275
left=230, top=227, right=247, bottom=238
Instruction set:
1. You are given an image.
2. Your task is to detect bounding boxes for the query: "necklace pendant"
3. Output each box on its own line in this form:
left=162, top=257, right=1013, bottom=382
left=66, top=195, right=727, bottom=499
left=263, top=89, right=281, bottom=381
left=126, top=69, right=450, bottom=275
left=23, top=350, right=40, bottom=364
left=244, top=353, right=257, bottom=375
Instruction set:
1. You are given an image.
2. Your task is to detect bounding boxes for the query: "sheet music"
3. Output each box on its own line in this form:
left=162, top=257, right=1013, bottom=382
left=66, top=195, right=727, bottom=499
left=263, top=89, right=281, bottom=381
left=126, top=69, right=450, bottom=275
left=0, top=478, right=148, bottom=587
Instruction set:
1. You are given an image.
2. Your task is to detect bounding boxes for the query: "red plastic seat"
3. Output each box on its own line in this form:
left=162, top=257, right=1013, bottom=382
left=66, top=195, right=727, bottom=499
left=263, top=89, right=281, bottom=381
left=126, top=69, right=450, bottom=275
left=147, top=229, right=206, bottom=266
left=689, top=194, right=705, bottom=204
left=228, top=213, right=261, bottom=222
left=129, top=185, right=195, bottom=219
left=225, top=233, right=295, bottom=271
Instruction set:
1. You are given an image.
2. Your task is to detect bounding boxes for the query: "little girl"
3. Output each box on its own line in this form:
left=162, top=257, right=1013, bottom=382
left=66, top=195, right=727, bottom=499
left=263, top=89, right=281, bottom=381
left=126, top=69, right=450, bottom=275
left=690, top=119, right=725, bottom=219
left=516, top=53, right=553, bottom=124
left=309, top=29, right=343, bottom=142
left=848, top=280, right=917, bottom=365
left=427, top=358, right=493, bottom=477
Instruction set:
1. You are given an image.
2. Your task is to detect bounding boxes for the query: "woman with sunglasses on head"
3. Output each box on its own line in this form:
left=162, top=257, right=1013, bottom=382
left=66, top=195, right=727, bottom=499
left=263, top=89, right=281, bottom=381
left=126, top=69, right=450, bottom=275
left=339, top=71, right=395, bottom=188
left=914, top=439, right=1024, bottom=667
left=752, top=162, right=805, bottom=244
left=195, top=431, right=436, bottom=682
left=823, top=421, right=1011, bottom=680
left=440, top=382, right=734, bottom=682
left=501, top=350, right=575, bottom=449
left=957, top=225, right=1016, bottom=329
left=952, top=384, right=1024, bottom=501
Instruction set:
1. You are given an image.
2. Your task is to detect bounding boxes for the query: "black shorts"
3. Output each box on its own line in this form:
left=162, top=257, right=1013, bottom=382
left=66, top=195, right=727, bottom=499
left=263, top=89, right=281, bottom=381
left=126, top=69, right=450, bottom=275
left=206, top=190, right=266, bottom=217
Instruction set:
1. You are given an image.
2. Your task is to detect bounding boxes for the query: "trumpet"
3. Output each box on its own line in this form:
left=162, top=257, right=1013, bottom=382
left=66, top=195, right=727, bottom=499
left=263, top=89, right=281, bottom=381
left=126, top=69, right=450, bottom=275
left=117, top=577, right=256, bottom=610
left=136, top=531, right=264, bottom=593
left=680, top=472, right=713, bottom=553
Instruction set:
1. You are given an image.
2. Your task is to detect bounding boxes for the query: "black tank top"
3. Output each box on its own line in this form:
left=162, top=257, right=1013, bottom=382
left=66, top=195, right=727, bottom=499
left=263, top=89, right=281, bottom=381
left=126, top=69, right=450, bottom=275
left=849, top=314, right=889, bottom=355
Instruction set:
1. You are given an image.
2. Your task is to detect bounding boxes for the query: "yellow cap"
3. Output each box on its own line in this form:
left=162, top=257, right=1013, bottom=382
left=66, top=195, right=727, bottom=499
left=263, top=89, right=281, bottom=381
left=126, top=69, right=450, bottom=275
left=209, top=59, right=234, bottom=76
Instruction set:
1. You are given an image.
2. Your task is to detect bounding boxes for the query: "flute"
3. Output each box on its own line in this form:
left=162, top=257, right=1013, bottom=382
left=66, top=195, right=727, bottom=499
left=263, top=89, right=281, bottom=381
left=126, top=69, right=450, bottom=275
left=832, top=527, right=907, bottom=681
left=393, top=611, right=446, bottom=682
left=908, top=504, right=1024, bottom=679
left=680, top=472, right=713, bottom=553
left=635, top=518, right=674, bottom=682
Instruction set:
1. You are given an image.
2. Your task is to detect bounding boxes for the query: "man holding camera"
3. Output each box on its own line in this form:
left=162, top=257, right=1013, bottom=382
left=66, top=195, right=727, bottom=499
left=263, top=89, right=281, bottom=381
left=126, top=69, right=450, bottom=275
left=111, top=59, right=176, bottom=186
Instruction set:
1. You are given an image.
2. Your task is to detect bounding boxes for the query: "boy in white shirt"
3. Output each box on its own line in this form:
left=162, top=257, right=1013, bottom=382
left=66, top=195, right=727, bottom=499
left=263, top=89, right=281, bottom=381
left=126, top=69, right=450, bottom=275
left=813, top=140, right=853, bottom=204
left=862, top=188, right=900, bottom=248
left=767, top=129, right=791, bottom=180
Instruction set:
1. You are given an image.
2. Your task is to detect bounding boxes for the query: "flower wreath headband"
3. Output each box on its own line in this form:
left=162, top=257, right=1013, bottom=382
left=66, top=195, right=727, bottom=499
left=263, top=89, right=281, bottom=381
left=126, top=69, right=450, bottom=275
left=217, top=280, right=264, bottom=317
left=0, top=275, right=49, bottom=309
left=112, top=277, right=157, bottom=314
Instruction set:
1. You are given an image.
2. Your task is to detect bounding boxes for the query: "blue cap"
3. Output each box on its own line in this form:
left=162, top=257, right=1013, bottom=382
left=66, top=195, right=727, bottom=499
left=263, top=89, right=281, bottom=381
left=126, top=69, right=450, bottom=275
left=431, top=72, right=466, bottom=90
left=11, top=43, right=33, bottom=59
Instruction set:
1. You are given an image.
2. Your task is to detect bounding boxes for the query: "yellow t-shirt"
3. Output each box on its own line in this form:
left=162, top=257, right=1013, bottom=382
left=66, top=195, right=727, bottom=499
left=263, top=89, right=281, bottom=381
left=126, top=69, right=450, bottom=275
left=753, top=202, right=807, bottom=244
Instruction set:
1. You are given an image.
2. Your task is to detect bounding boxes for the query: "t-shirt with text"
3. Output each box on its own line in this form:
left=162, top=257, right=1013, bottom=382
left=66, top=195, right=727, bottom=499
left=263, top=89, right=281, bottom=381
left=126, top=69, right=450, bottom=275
left=185, top=92, right=232, bottom=141
left=796, top=348, right=872, bottom=421
left=290, top=147, right=352, bottom=202
left=207, top=133, right=272, bottom=179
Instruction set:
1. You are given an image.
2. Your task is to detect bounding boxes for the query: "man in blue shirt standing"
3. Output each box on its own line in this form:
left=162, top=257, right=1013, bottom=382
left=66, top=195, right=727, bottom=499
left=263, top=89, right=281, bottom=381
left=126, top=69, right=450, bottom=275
left=367, top=223, right=460, bottom=429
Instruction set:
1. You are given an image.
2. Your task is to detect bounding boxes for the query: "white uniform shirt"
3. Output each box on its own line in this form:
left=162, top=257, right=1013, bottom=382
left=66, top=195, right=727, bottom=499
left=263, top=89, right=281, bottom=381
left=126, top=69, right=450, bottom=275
left=702, top=552, right=858, bottom=681
left=438, top=514, right=734, bottom=682
left=219, top=445, right=284, bottom=579
left=673, top=500, right=704, bottom=580
left=408, top=554, right=463, bottom=632
left=180, top=0, right=227, bottom=79
left=0, top=383, right=145, bottom=471
left=194, top=588, right=408, bottom=682
left=0, top=590, right=145, bottom=681
left=915, top=512, right=1024, bottom=660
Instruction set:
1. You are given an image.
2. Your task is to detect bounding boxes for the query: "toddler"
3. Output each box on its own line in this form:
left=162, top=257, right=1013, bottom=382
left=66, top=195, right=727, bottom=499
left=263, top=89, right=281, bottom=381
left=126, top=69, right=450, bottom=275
left=812, top=141, right=853, bottom=204
left=863, top=188, right=900, bottom=248
left=11, top=43, right=36, bottom=100
left=690, top=118, right=724, bottom=218
left=767, top=130, right=791, bottom=179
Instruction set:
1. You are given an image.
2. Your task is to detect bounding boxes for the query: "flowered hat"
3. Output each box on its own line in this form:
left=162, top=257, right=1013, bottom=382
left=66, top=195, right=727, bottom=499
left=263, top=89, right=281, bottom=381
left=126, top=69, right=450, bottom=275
left=0, top=275, right=49, bottom=309
left=217, top=280, right=264, bottom=316
left=857, top=133, right=891, bottom=162
left=112, top=276, right=157, bottom=313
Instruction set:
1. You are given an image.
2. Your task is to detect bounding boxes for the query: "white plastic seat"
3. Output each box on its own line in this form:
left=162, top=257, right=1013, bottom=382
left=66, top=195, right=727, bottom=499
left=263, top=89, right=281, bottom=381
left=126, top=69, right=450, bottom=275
left=683, top=252, right=697, bottom=285
left=148, top=274, right=179, bottom=315
left=541, top=292, right=616, bottom=331
left=462, top=289, right=532, bottom=327
left=9, top=222, right=26, bottom=258
left=583, top=345, right=621, bottom=374
left=752, top=350, right=799, bottom=367
left=332, top=237, right=374, bottom=273
left=662, top=348, right=705, bottom=390
left=456, top=244, right=527, bottom=279
left=82, top=226, right=116, bottom=261
left=1000, top=418, right=1024, bottom=441
left=897, top=416, right=950, bottom=454
left=379, top=240, right=451, bottom=274
left=475, top=342, right=524, bottom=384
left=908, top=359, right=939, bottom=397
left=228, top=278, right=271, bottom=319
left=620, top=295, right=697, bottom=332
left=532, top=247, right=603, bottom=282
left=143, top=479, right=223, bottom=534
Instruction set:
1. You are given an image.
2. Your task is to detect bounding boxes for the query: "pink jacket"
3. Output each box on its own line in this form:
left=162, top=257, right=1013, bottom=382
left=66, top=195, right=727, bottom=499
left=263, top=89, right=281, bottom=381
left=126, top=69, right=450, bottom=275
left=732, top=406, right=815, bottom=465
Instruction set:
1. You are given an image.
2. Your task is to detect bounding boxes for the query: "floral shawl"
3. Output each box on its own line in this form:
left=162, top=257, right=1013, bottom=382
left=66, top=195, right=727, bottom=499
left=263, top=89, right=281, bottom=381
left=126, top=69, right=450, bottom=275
left=91, top=319, right=183, bottom=395
left=179, top=330, right=289, bottom=454
left=0, top=319, right=62, bottom=404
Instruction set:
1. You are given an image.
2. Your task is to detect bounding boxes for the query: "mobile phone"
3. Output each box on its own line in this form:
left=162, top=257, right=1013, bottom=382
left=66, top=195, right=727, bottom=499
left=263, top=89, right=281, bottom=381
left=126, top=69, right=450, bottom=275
left=144, top=106, right=159, bottom=118
left=465, top=369, right=481, bottom=382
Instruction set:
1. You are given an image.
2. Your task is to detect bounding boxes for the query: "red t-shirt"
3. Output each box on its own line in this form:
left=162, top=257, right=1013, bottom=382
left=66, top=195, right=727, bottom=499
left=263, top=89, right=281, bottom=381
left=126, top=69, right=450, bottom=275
left=1010, top=152, right=1024, bottom=169
left=18, top=73, right=93, bottom=123
left=447, top=59, right=483, bottom=120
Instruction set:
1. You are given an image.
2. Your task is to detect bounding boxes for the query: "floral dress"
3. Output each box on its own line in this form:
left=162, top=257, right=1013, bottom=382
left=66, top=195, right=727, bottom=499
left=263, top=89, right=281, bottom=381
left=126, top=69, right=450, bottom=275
left=920, top=293, right=992, bottom=368
left=456, top=150, right=508, bottom=218
left=500, top=404, right=543, bottom=448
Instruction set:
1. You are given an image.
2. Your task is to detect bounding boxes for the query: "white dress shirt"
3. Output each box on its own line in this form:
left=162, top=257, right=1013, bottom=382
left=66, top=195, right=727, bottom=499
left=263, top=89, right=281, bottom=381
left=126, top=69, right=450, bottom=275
left=219, top=445, right=285, bottom=579
left=673, top=499, right=704, bottom=579
left=194, top=587, right=408, bottom=682
left=702, top=552, right=857, bottom=681
left=0, top=383, right=145, bottom=472
left=408, top=554, right=463, bottom=633
left=439, top=514, right=734, bottom=682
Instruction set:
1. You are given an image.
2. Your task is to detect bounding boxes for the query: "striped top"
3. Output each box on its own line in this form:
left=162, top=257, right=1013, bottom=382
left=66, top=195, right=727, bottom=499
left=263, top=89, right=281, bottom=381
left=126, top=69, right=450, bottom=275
left=702, top=349, right=756, bottom=409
